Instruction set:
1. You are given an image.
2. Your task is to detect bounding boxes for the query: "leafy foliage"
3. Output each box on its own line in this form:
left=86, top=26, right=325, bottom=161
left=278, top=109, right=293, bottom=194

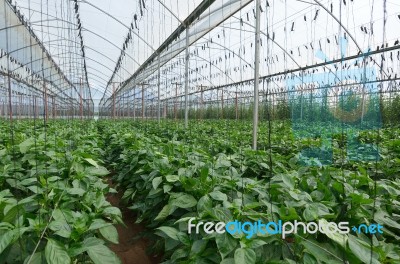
left=0, top=120, right=120, bottom=263
left=99, top=119, right=400, bottom=264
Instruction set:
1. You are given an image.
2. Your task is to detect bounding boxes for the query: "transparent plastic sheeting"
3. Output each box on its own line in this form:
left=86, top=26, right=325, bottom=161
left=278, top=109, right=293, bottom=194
left=102, top=0, right=253, bottom=108
left=287, top=39, right=381, bottom=165
left=0, top=0, right=79, bottom=103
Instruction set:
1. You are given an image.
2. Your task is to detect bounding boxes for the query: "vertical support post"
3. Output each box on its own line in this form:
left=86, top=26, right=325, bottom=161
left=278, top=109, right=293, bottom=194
left=361, top=86, right=365, bottom=123
left=157, top=53, right=161, bottom=123
left=133, top=88, right=136, bottom=120
left=26, top=95, right=31, bottom=118
left=200, top=85, right=204, bottom=120
left=184, top=26, right=190, bottom=128
left=80, top=78, right=83, bottom=120
left=174, top=83, right=178, bottom=120
left=52, top=96, right=55, bottom=119
left=221, top=89, right=224, bottom=119
left=34, top=96, right=38, bottom=118
left=18, top=94, right=22, bottom=119
left=142, top=84, right=145, bottom=120
left=128, top=91, right=131, bottom=118
left=123, top=95, right=125, bottom=118
left=44, top=83, right=48, bottom=122
left=252, top=0, right=261, bottom=150
left=235, top=91, right=238, bottom=120
left=112, top=83, right=116, bottom=119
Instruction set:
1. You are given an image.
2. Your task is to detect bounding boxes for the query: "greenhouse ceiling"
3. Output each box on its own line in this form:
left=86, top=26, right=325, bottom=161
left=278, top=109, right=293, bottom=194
left=1, top=0, right=399, bottom=112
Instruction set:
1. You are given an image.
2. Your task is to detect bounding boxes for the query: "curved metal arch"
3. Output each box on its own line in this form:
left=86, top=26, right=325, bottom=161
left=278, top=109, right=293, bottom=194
left=0, top=72, right=75, bottom=104
left=196, top=35, right=255, bottom=70
left=7, top=48, right=125, bottom=86
left=313, top=0, right=389, bottom=78
left=7, top=13, right=139, bottom=67
left=9, top=46, right=131, bottom=78
left=235, top=16, right=347, bottom=86
left=3, top=69, right=80, bottom=102
left=106, top=53, right=234, bottom=107
left=5, top=25, right=140, bottom=77
left=108, top=61, right=224, bottom=107
left=81, top=28, right=140, bottom=67
left=37, top=30, right=133, bottom=75
left=156, top=0, right=183, bottom=24
left=79, top=0, right=155, bottom=52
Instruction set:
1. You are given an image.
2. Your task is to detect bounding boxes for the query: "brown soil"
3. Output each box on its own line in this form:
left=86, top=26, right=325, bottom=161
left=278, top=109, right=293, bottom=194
left=106, top=178, right=162, bottom=264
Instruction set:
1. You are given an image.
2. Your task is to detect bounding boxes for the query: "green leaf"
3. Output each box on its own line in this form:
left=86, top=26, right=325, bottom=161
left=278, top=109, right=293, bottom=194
left=152, top=177, right=163, bottom=190
left=89, top=219, right=113, bottom=231
left=216, top=232, right=237, bottom=258
left=69, top=237, right=106, bottom=257
left=67, top=188, right=86, bottom=196
left=170, top=193, right=197, bottom=209
left=24, top=252, right=46, bottom=264
left=191, top=240, right=208, bottom=256
left=156, top=226, right=179, bottom=240
left=99, top=225, right=119, bottom=244
left=197, top=195, right=212, bottom=216
left=83, top=237, right=105, bottom=247
left=319, top=219, right=347, bottom=247
left=19, top=138, right=34, bottom=154
left=301, top=239, right=342, bottom=264
left=154, top=204, right=175, bottom=221
left=374, top=211, right=400, bottom=230
left=45, top=239, right=71, bottom=264
left=165, top=175, right=179, bottom=182
left=248, top=239, right=267, bottom=249
left=85, top=166, right=109, bottom=176
left=84, top=158, right=99, bottom=168
left=209, top=191, right=228, bottom=201
left=49, top=220, right=71, bottom=238
left=87, top=244, right=121, bottom=264
left=103, top=207, right=122, bottom=218
left=234, top=248, right=256, bottom=264
left=281, top=174, right=295, bottom=190
left=0, top=227, right=29, bottom=254
left=221, top=258, right=235, bottom=264
left=348, top=234, right=380, bottom=264
left=163, top=184, right=173, bottom=193
left=3, top=204, right=22, bottom=223
left=171, top=248, right=188, bottom=260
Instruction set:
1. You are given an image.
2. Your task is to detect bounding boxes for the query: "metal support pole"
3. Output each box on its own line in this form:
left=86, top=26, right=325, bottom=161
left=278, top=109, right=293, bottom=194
left=18, top=94, right=22, bottom=119
left=112, top=83, right=116, bottom=119
left=157, top=53, right=161, bottom=123
left=133, top=89, right=136, bottom=120
left=44, top=83, right=48, bottom=122
left=184, top=26, right=190, bottom=128
left=80, top=78, right=83, bottom=120
left=252, top=0, right=260, bottom=150
left=221, top=89, right=224, bottom=119
left=235, top=91, right=238, bottom=120
left=201, top=85, right=204, bottom=120
left=174, top=83, right=178, bottom=120
left=142, top=84, right=145, bottom=120
left=52, top=96, right=55, bottom=119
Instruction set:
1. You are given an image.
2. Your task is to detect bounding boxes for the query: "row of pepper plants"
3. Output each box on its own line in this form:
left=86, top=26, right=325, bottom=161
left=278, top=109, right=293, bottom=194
left=99, top=119, right=400, bottom=264
left=0, top=120, right=122, bottom=263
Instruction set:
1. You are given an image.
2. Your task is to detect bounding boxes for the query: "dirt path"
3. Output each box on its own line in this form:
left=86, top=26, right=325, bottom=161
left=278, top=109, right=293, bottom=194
left=106, top=178, right=161, bottom=264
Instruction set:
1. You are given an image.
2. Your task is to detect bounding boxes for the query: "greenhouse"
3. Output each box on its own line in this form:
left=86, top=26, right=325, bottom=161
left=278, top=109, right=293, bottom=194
left=0, top=0, right=400, bottom=263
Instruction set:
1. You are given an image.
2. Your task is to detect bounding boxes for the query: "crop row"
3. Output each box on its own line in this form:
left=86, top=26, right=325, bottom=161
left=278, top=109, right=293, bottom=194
left=99, top=120, right=400, bottom=264
left=0, top=120, right=121, bottom=264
